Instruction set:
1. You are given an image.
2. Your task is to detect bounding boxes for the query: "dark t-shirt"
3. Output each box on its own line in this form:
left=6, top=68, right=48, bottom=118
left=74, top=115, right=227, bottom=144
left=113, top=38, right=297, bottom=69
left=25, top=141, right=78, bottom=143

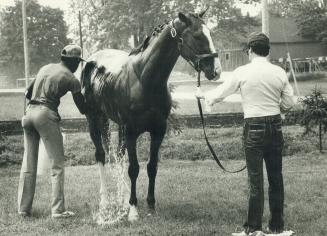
left=31, top=63, right=81, bottom=111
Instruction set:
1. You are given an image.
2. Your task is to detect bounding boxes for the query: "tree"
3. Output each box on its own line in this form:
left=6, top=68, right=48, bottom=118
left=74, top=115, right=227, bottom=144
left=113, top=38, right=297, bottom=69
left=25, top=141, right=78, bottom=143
left=0, top=0, right=70, bottom=80
left=68, top=0, right=172, bottom=52
left=68, top=0, right=259, bottom=53
left=269, top=0, right=327, bottom=45
left=208, top=1, right=259, bottom=48
left=294, top=1, right=327, bottom=44
left=300, top=87, right=327, bottom=153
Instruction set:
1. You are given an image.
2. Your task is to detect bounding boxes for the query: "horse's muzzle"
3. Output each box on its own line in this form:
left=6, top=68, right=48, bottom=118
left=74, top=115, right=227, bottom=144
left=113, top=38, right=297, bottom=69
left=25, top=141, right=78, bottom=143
left=213, top=67, right=221, bottom=81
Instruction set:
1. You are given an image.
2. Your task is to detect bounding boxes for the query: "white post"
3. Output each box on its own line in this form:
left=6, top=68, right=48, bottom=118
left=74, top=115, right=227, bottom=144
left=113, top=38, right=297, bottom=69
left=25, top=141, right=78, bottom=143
left=22, top=0, right=30, bottom=87
left=287, top=52, right=300, bottom=96
left=262, top=0, right=269, bottom=37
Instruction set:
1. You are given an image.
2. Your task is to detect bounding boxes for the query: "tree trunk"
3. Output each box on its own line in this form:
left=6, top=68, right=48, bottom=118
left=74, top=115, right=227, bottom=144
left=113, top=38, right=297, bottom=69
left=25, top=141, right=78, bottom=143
left=138, top=23, right=145, bottom=45
left=319, top=120, right=322, bottom=152
left=133, top=33, right=139, bottom=47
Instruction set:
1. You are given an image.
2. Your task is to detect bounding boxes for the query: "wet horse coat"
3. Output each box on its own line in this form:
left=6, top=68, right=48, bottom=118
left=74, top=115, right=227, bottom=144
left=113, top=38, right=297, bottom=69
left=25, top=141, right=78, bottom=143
left=81, top=11, right=221, bottom=220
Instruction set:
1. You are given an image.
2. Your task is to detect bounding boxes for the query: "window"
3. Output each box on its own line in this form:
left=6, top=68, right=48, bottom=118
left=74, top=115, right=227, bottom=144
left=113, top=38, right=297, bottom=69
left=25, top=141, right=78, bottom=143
left=225, top=52, right=230, bottom=61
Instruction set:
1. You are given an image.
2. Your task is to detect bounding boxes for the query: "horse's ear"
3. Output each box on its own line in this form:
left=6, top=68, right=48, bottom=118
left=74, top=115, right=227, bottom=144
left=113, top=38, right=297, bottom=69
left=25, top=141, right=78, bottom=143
left=178, top=12, right=191, bottom=26
left=199, top=6, right=209, bottom=18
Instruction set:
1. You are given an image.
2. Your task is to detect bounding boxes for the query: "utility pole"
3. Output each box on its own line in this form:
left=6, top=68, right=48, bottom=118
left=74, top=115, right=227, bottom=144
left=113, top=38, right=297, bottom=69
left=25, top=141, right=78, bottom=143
left=22, top=0, right=30, bottom=88
left=78, top=11, right=83, bottom=58
left=262, top=0, right=269, bottom=36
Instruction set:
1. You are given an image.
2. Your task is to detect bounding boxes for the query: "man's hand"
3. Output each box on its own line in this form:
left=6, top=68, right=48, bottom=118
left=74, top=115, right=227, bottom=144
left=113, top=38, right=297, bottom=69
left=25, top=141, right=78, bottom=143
left=195, top=87, right=205, bottom=100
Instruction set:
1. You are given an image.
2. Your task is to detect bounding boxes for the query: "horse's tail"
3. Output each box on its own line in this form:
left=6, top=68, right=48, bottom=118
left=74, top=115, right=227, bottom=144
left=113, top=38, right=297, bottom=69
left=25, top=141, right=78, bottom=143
left=81, top=60, right=98, bottom=104
left=81, top=61, right=96, bottom=90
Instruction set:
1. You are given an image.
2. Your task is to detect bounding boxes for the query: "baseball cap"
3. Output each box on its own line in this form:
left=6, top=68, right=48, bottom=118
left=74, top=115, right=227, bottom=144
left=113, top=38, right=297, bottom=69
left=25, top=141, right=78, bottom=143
left=247, top=32, right=270, bottom=47
left=61, top=44, right=85, bottom=61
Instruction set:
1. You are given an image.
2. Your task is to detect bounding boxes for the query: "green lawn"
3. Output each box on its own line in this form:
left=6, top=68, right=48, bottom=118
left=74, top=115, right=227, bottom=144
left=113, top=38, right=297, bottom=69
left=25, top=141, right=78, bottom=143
left=1, top=154, right=327, bottom=236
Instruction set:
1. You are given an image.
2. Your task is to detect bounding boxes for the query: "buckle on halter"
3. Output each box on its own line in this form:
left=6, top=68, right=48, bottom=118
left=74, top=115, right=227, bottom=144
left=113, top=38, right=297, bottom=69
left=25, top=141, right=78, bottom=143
left=171, top=28, right=177, bottom=38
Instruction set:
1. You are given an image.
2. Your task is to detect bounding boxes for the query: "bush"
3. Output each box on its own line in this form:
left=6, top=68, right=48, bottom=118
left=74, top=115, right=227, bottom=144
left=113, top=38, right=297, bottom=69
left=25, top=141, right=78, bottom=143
left=299, top=87, right=327, bottom=152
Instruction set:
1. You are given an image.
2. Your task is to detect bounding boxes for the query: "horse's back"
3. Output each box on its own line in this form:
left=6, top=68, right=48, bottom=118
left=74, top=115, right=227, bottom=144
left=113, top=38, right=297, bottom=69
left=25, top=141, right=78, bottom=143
left=88, top=49, right=129, bottom=74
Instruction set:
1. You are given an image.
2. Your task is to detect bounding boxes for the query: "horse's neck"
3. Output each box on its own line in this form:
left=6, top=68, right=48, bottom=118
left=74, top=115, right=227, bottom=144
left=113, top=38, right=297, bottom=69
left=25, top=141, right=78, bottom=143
left=138, top=26, right=180, bottom=89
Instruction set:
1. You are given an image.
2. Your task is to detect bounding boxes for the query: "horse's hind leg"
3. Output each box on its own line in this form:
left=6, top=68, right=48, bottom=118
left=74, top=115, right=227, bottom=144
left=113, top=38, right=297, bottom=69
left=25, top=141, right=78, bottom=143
left=147, top=122, right=167, bottom=212
left=87, top=114, right=109, bottom=207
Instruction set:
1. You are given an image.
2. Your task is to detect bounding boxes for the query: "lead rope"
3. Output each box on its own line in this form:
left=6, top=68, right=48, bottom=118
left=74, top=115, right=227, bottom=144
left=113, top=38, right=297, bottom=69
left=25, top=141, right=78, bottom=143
left=170, top=21, right=246, bottom=173
left=196, top=64, right=246, bottom=173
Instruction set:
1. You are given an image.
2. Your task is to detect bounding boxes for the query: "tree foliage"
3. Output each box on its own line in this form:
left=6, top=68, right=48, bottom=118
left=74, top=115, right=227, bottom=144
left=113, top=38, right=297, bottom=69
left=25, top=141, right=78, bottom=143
left=68, top=0, right=259, bottom=54
left=270, top=0, right=327, bottom=44
left=0, top=0, right=70, bottom=79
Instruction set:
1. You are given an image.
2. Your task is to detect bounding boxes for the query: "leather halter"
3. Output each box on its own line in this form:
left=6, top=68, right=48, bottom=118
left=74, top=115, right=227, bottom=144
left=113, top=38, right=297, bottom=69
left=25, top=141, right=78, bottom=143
left=169, top=20, right=218, bottom=72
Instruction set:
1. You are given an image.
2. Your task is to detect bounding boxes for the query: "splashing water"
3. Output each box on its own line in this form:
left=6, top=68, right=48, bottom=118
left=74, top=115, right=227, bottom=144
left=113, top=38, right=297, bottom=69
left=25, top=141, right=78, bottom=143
left=93, top=131, right=130, bottom=226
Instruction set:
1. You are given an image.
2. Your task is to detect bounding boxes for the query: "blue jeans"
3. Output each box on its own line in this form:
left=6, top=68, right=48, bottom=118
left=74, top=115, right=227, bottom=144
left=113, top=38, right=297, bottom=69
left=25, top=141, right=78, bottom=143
left=243, top=114, right=284, bottom=233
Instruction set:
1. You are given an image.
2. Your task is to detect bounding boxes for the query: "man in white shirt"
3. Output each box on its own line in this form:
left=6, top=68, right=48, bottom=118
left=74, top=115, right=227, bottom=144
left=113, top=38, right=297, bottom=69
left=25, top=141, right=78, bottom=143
left=196, top=32, right=296, bottom=235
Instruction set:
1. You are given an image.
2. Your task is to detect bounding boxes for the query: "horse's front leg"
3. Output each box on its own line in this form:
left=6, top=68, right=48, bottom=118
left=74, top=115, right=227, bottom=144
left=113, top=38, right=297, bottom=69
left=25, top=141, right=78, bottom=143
left=126, top=128, right=140, bottom=222
left=87, top=115, right=109, bottom=208
left=117, top=125, right=126, bottom=158
left=147, top=123, right=166, bottom=212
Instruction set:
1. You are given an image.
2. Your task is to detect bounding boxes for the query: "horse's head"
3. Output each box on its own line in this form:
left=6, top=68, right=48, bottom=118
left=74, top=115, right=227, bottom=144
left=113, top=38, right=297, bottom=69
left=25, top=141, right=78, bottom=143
left=174, top=10, right=222, bottom=80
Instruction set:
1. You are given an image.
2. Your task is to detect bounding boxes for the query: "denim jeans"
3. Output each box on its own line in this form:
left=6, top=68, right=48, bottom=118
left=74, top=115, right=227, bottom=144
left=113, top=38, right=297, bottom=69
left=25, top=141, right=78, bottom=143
left=243, top=114, right=284, bottom=233
left=18, top=105, right=66, bottom=215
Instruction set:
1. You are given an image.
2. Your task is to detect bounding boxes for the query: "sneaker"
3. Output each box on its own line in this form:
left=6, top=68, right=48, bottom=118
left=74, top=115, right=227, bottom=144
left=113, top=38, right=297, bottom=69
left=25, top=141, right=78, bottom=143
left=251, top=231, right=265, bottom=236
left=52, top=211, right=75, bottom=218
left=265, top=227, right=283, bottom=234
left=232, top=231, right=249, bottom=236
left=232, top=231, right=264, bottom=236
left=18, top=211, right=31, bottom=217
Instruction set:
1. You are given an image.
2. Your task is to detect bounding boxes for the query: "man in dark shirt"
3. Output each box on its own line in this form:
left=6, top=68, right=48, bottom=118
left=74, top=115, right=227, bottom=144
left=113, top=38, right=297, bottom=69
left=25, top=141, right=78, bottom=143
left=18, top=44, right=88, bottom=218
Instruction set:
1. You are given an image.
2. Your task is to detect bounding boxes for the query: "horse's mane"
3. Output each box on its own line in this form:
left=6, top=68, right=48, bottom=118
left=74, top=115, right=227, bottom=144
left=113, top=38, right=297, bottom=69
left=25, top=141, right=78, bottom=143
left=129, top=36, right=151, bottom=56
left=129, top=21, right=169, bottom=56
left=128, top=14, right=204, bottom=56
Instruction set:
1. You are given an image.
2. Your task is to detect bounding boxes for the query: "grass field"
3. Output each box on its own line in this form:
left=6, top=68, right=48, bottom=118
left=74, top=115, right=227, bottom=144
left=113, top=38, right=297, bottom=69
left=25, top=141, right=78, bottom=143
left=1, top=154, right=327, bottom=236
left=1, top=71, right=326, bottom=234
left=1, top=125, right=324, bottom=166
left=1, top=123, right=327, bottom=235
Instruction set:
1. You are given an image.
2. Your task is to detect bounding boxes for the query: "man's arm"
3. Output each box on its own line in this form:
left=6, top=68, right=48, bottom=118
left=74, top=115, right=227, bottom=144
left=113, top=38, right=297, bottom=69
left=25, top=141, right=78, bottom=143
left=70, top=77, right=89, bottom=115
left=203, top=72, right=241, bottom=107
left=280, top=77, right=297, bottom=113
left=72, top=91, right=88, bottom=115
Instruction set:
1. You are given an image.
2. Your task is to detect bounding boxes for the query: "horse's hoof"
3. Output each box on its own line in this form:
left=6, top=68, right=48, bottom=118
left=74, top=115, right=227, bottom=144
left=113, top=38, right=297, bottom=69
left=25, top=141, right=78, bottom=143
left=128, top=205, right=139, bottom=222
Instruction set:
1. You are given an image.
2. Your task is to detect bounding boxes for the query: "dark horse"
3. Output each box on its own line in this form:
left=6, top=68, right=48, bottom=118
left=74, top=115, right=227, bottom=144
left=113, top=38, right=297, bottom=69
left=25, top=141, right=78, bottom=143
left=81, top=10, right=221, bottom=221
